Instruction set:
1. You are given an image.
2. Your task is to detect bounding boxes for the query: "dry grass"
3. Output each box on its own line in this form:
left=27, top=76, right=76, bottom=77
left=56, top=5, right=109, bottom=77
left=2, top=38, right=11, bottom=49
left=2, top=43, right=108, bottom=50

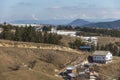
left=0, top=40, right=82, bottom=80
left=60, top=35, right=76, bottom=47
left=98, top=57, right=120, bottom=80
left=60, top=36, right=120, bottom=47
left=0, top=38, right=119, bottom=80
left=98, top=36, right=120, bottom=45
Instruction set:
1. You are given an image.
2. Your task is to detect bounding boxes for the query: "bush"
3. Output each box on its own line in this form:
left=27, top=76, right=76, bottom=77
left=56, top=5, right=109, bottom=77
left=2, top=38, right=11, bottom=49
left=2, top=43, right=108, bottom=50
left=28, top=60, right=37, bottom=69
left=9, top=64, right=20, bottom=71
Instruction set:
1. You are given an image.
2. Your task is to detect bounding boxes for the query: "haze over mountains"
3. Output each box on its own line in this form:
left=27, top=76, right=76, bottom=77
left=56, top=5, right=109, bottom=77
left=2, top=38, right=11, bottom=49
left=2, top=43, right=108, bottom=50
left=10, top=19, right=120, bottom=29
left=68, top=19, right=91, bottom=26
left=69, top=19, right=120, bottom=29
left=84, top=20, right=120, bottom=29
left=10, top=20, right=72, bottom=25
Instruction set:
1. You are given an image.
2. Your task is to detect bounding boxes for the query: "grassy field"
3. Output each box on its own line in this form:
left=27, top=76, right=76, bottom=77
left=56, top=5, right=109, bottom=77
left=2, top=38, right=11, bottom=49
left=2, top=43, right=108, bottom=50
left=60, top=35, right=76, bottom=47
left=60, top=35, right=120, bottom=46
left=97, top=36, right=120, bottom=45
left=98, top=57, right=120, bottom=80
left=0, top=40, right=83, bottom=80
left=0, top=38, right=120, bottom=80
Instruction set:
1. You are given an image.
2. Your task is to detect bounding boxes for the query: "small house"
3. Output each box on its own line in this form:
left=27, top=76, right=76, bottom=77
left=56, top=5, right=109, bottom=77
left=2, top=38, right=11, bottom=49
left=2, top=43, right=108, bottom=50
left=92, top=51, right=112, bottom=64
left=66, top=66, right=76, bottom=73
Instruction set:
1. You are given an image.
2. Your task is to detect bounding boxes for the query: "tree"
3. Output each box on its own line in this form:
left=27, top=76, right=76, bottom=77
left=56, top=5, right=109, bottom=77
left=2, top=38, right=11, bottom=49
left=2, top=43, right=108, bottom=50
left=1, top=24, right=14, bottom=40
left=42, top=26, right=51, bottom=32
left=14, top=27, right=23, bottom=41
left=36, top=31, right=43, bottom=43
left=69, top=38, right=87, bottom=49
left=0, top=24, right=62, bottom=45
left=27, top=26, right=36, bottom=42
left=22, top=26, right=36, bottom=42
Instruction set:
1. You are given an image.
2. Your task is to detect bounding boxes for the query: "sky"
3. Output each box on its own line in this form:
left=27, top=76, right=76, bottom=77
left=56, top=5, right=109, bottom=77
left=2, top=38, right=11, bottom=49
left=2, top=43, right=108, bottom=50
left=0, top=0, right=120, bottom=22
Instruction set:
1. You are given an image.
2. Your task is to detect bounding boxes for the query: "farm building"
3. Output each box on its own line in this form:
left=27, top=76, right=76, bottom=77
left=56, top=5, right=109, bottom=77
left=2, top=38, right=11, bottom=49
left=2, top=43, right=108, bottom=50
left=92, top=51, right=112, bottom=64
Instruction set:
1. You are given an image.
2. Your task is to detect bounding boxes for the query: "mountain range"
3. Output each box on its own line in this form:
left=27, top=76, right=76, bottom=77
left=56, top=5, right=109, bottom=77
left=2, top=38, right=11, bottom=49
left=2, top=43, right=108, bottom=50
left=69, top=19, right=120, bottom=29
left=10, top=19, right=120, bottom=29
left=68, top=19, right=91, bottom=26
left=84, top=20, right=120, bottom=29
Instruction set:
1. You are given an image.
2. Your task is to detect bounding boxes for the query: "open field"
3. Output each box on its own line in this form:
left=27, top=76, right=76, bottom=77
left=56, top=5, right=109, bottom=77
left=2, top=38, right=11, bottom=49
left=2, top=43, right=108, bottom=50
left=97, top=36, right=120, bottom=45
left=60, top=35, right=76, bottom=47
left=60, top=35, right=120, bottom=47
left=0, top=40, right=83, bottom=80
left=98, top=57, right=120, bottom=80
left=0, top=39, right=120, bottom=80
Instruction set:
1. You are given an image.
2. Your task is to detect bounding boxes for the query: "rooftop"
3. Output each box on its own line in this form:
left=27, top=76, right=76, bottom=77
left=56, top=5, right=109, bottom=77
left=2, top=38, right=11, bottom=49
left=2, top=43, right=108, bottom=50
left=92, top=51, right=110, bottom=56
left=68, top=73, right=77, bottom=77
left=66, top=66, right=76, bottom=70
left=80, top=46, right=91, bottom=49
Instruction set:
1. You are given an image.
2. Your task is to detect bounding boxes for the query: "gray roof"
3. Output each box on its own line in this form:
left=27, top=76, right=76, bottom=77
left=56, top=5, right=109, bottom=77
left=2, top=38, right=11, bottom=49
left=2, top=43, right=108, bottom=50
left=92, top=51, right=110, bottom=56
left=68, top=73, right=76, bottom=77
left=66, top=66, right=76, bottom=70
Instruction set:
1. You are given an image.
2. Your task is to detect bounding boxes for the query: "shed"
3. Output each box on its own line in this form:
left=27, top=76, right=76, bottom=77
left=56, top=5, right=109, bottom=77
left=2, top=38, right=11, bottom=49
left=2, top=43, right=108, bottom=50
left=79, top=46, right=91, bottom=51
left=66, top=66, right=76, bottom=73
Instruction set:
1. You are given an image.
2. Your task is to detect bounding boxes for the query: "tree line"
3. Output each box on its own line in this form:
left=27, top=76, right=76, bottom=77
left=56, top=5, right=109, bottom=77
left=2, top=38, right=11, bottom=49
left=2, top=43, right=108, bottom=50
left=75, top=27, right=120, bottom=37
left=95, top=42, right=120, bottom=56
left=69, top=39, right=120, bottom=56
left=0, top=24, right=62, bottom=45
left=69, top=38, right=89, bottom=49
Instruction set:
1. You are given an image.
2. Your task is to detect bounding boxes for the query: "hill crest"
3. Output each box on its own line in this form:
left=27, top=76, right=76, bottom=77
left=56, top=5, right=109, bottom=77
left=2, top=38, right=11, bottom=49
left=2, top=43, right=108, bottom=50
left=68, top=19, right=91, bottom=26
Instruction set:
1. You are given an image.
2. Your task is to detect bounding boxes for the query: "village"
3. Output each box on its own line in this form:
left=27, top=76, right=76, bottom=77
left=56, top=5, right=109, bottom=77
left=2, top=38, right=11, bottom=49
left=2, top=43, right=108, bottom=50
left=59, top=51, right=113, bottom=80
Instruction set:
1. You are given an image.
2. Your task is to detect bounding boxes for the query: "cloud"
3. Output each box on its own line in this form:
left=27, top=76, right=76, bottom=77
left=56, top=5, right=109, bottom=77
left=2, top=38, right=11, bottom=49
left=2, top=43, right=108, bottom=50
left=47, top=6, right=81, bottom=10
left=50, top=6, right=61, bottom=9
left=50, top=14, right=81, bottom=20
left=11, top=1, right=33, bottom=9
left=47, top=4, right=103, bottom=11
left=2, top=0, right=120, bottom=22
left=31, top=14, right=39, bottom=20
left=88, top=4, right=97, bottom=8
left=17, top=2, right=32, bottom=6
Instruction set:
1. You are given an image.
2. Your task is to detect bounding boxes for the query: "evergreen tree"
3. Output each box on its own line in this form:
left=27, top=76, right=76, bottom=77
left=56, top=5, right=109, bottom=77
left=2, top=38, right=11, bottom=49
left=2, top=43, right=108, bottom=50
left=1, top=24, right=14, bottom=40
left=36, top=31, right=43, bottom=43
left=14, top=27, right=22, bottom=41
left=42, top=26, right=51, bottom=32
left=69, top=38, right=87, bottom=49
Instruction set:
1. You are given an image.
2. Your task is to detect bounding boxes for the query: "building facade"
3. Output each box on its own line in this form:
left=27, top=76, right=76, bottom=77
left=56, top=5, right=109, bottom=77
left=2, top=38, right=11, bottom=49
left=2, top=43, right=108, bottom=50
left=92, top=51, right=112, bottom=64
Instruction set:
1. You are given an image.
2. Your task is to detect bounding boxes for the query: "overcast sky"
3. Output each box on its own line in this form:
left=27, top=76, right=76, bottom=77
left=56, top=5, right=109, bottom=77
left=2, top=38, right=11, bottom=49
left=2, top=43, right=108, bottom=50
left=0, top=0, right=120, bottom=22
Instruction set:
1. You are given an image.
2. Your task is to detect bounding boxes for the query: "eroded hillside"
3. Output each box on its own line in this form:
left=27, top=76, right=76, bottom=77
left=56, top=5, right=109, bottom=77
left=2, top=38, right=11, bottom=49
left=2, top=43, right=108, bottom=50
left=0, top=40, right=83, bottom=80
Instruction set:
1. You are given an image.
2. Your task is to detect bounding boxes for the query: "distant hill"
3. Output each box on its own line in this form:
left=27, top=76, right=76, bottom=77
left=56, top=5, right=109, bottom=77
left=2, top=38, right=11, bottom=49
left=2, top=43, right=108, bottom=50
left=10, top=19, right=120, bottom=29
left=84, top=20, right=120, bottom=29
left=68, top=19, right=91, bottom=26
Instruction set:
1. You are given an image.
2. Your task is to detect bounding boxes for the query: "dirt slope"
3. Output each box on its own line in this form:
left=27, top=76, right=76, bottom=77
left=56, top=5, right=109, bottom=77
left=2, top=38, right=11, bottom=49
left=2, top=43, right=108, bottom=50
left=0, top=40, right=83, bottom=80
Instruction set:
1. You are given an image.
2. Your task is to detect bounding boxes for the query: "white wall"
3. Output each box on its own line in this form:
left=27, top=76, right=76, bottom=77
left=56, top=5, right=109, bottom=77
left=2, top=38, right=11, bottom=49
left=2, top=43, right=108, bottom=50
left=50, top=30, right=76, bottom=36
left=93, top=52, right=112, bottom=62
left=106, top=52, right=112, bottom=60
